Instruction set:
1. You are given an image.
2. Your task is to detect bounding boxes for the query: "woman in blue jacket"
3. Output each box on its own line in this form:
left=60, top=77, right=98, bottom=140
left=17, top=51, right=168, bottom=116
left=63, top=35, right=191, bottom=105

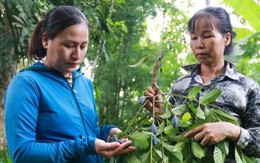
left=4, top=5, right=135, bottom=163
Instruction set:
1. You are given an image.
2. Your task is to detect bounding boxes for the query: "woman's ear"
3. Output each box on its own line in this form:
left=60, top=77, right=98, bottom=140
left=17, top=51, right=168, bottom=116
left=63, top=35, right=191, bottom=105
left=225, top=32, right=231, bottom=46
left=42, top=33, right=48, bottom=49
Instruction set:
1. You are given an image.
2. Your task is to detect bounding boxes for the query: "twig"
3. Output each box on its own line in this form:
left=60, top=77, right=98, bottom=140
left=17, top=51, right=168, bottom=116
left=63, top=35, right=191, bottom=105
left=152, top=51, right=163, bottom=92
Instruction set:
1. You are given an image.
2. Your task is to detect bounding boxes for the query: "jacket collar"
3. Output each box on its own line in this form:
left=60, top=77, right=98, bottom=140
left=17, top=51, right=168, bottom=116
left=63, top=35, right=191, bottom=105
left=21, top=62, right=83, bottom=79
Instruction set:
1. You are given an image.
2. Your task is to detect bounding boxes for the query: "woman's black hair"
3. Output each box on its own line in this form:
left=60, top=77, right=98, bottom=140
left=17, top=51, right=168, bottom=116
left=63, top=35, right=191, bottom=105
left=188, top=6, right=236, bottom=55
left=29, top=5, right=88, bottom=60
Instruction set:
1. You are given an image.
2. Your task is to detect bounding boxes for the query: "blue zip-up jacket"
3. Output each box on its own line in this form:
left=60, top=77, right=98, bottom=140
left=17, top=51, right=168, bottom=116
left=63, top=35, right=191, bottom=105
left=4, top=62, right=115, bottom=163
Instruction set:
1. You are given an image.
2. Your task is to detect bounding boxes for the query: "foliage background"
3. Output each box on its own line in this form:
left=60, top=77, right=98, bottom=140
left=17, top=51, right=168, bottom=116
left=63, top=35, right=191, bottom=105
left=0, top=0, right=259, bottom=162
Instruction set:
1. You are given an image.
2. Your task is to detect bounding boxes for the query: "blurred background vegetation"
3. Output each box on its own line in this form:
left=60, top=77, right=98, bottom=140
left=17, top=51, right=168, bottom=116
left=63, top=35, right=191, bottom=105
left=0, top=0, right=259, bottom=162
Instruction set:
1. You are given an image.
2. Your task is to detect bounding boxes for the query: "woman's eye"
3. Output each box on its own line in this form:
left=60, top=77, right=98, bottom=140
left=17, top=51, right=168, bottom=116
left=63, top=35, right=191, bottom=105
left=63, top=43, right=75, bottom=48
left=80, top=45, right=86, bottom=49
left=65, top=45, right=73, bottom=48
left=203, top=35, right=213, bottom=38
left=191, top=37, right=197, bottom=40
left=80, top=43, right=88, bottom=50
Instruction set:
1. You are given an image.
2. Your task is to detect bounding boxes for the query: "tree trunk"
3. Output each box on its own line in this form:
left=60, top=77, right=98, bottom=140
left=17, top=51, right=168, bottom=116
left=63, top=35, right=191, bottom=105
left=0, top=3, right=18, bottom=150
left=0, top=65, right=16, bottom=150
left=0, top=84, right=6, bottom=151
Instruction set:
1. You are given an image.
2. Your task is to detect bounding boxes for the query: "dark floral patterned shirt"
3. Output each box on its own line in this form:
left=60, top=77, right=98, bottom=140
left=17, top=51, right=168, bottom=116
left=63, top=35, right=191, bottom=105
left=169, top=61, right=260, bottom=158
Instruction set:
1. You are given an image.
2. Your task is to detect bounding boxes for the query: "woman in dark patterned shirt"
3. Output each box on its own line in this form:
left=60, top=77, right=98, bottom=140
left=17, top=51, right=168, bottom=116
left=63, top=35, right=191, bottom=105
left=144, top=6, right=260, bottom=161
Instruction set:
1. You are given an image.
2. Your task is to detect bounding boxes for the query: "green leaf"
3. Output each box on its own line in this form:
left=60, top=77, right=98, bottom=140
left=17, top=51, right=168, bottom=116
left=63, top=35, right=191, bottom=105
left=207, top=112, right=218, bottom=123
left=234, top=27, right=254, bottom=40
left=180, top=121, right=192, bottom=128
left=159, top=109, right=171, bottom=119
left=191, top=142, right=205, bottom=159
left=140, top=151, right=150, bottom=163
left=129, top=56, right=150, bottom=67
left=115, top=0, right=125, bottom=4
left=214, top=146, right=224, bottom=163
left=212, top=109, right=238, bottom=124
left=188, top=102, right=196, bottom=115
left=157, top=121, right=165, bottom=135
left=129, top=131, right=149, bottom=151
left=171, top=152, right=183, bottom=163
left=241, top=153, right=258, bottom=163
left=172, top=135, right=189, bottom=143
left=196, top=106, right=205, bottom=120
left=224, top=0, right=260, bottom=31
left=235, top=147, right=243, bottom=163
left=141, top=148, right=169, bottom=163
left=188, top=86, right=200, bottom=101
left=217, top=141, right=229, bottom=156
left=12, top=22, right=24, bottom=28
left=182, top=112, right=191, bottom=123
left=204, top=106, right=211, bottom=117
left=164, top=125, right=176, bottom=135
left=200, top=89, right=221, bottom=105
left=235, top=145, right=258, bottom=163
left=154, top=148, right=169, bottom=162
left=161, top=143, right=183, bottom=163
left=172, top=104, right=186, bottom=116
left=12, top=15, right=26, bottom=26
left=172, top=142, right=185, bottom=152
left=116, top=153, right=142, bottom=163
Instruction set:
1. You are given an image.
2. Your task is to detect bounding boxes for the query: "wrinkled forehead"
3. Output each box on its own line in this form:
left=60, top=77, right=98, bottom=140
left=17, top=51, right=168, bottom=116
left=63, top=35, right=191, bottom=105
left=189, top=14, right=219, bottom=33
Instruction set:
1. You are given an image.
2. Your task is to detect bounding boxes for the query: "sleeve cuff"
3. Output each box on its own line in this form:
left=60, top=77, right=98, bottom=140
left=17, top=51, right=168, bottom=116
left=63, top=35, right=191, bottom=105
left=236, top=127, right=250, bottom=149
left=76, top=136, right=97, bottom=155
left=99, top=125, right=116, bottom=141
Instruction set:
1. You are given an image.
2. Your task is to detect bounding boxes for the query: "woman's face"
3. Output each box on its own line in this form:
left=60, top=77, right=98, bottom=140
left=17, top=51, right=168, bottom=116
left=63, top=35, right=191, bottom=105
left=189, top=18, right=230, bottom=66
left=42, top=22, right=89, bottom=76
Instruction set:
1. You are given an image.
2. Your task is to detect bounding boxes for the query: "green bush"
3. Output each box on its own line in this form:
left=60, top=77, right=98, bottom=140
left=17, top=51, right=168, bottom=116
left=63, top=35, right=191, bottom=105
left=0, top=148, right=11, bottom=163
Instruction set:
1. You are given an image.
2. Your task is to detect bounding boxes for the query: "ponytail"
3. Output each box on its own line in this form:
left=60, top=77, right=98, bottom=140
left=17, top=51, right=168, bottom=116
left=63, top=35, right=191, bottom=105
left=28, top=19, right=47, bottom=60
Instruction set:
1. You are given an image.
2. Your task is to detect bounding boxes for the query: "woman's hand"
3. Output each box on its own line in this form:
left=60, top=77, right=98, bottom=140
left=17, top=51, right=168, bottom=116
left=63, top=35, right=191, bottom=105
left=143, top=86, right=163, bottom=115
left=184, top=122, right=241, bottom=146
left=95, top=139, right=136, bottom=158
left=108, top=128, right=122, bottom=137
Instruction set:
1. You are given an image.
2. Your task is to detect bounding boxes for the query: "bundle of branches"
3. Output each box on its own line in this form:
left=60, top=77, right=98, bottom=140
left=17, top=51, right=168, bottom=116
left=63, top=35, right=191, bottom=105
left=108, top=52, right=257, bottom=163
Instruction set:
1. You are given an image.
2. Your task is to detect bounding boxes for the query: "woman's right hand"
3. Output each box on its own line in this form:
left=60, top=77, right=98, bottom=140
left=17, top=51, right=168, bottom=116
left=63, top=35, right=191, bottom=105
left=143, top=86, right=163, bottom=115
left=95, top=139, right=136, bottom=158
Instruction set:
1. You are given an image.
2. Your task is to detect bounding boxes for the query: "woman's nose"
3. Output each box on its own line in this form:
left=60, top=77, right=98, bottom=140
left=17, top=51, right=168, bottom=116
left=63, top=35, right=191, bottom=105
left=196, top=38, right=204, bottom=49
left=72, top=47, right=81, bottom=59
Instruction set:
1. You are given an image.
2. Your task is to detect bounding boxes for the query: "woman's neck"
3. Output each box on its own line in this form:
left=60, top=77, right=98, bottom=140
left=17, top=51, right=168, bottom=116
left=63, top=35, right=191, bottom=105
left=200, top=61, right=225, bottom=83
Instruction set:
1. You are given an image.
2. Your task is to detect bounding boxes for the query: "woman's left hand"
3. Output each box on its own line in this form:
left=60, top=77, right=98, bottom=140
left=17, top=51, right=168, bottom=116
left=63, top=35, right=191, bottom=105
left=184, top=122, right=241, bottom=146
left=95, top=139, right=136, bottom=158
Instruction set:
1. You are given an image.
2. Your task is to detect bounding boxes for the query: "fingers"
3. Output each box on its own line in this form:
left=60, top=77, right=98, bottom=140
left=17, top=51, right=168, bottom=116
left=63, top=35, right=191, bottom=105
left=185, top=126, right=210, bottom=146
left=95, top=139, right=119, bottom=156
left=200, top=135, right=210, bottom=146
left=95, top=139, right=136, bottom=158
left=143, top=86, right=163, bottom=114
left=98, top=142, right=120, bottom=158
left=144, top=87, right=155, bottom=110
left=105, top=140, right=135, bottom=158
left=144, top=86, right=155, bottom=96
left=99, top=141, right=121, bottom=151
left=184, top=125, right=203, bottom=138
left=114, top=140, right=136, bottom=156
left=184, top=123, right=227, bottom=146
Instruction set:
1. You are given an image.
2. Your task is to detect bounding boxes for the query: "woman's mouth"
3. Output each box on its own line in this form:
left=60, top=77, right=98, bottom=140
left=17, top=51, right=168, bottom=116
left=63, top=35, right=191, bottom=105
left=68, top=63, right=78, bottom=68
left=196, top=53, right=203, bottom=57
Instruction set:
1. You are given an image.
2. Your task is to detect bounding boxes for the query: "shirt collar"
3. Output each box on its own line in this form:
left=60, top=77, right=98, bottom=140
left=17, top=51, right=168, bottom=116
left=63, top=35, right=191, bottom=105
left=182, top=61, right=239, bottom=81
left=225, top=62, right=239, bottom=80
